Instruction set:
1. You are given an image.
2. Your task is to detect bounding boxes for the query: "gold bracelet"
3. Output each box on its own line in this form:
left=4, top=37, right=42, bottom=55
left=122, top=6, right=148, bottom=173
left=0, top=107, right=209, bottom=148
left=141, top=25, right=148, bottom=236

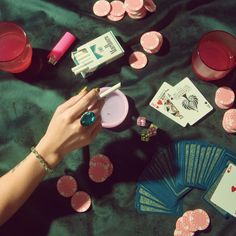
left=31, top=147, right=53, bottom=173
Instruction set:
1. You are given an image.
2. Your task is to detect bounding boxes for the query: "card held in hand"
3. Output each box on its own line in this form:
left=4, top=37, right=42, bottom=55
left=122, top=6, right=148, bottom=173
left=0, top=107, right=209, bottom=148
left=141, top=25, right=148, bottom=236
left=149, top=82, right=188, bottom=127
left=166, top=77, right=213, bottom=125
left=210, top=163, right=236, bottom=217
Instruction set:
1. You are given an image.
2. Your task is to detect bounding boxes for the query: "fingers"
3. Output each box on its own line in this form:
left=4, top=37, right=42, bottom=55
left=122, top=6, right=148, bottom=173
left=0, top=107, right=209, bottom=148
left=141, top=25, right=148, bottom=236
left=89, top=98, right=105, bottom=117
left=88, top=119, right=102, bottom=141
left=58, top=87, right=88, bottom=112
left=67, top=88, right=100, bottom=120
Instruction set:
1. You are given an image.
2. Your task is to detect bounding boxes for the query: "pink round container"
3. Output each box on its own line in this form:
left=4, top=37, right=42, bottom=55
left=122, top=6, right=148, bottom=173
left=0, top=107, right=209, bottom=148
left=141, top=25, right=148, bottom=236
left=100, top=87, right=129, bottom=128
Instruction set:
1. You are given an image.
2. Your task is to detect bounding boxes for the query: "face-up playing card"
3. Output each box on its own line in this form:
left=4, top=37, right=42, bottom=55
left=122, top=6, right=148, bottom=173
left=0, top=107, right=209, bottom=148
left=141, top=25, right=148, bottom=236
left=210, top=163, right=236, bottom=217
left=149, top=82, right=188, bottom=127
left=166, top=77, right=213, bottom=125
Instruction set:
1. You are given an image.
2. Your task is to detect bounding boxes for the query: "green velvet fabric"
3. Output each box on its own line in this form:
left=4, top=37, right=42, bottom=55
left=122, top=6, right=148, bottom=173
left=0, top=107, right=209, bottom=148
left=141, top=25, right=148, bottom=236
left=0, top=0, right=236, bottom=235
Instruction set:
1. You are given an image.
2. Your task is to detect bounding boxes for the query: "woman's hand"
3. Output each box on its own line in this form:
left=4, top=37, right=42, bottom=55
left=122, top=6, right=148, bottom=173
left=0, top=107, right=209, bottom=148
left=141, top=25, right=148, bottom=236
left=35, top=88, right=104, bottom=167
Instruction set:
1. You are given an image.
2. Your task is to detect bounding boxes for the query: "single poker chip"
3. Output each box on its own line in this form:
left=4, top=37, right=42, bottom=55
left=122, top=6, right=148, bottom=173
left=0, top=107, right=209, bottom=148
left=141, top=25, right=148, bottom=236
left=71, top=191, right=92, bottom=213
left=110, top=1, right=126, bottom=17
left=215, top=86, right=235, bottom=109
left=176, top=217, right=185, bottom=230
left=93, top=0, right=111, bottom=17
left=127, top=9, right=147, bottom=19
left=223, top=109, right=236, bottom=130
left=89, top=165, right=109, bottom=183
left=222, top=118, right=236, bottom=133
left=129, top=51, right=148, bottom=69
left=140, top=32, right=160, bottom=50
left=56, top=175, right=77, bottom=198
left=174, top=229, right=195, bottom=236
left=144, top=0, right=157, bottom=13
left=107, top=13, right=125, bottom=21
left=190, top=209, right=210, bottom=231
left=90, top=154, right=111, bottom=167
left=125, top=0, right=144, bottom=12
left=182, top=210, right=197, bottom=232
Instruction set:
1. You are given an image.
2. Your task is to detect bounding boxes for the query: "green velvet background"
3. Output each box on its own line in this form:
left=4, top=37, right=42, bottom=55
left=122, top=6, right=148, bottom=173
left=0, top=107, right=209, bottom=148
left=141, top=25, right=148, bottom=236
left=0, top=0, right=236, bottom=235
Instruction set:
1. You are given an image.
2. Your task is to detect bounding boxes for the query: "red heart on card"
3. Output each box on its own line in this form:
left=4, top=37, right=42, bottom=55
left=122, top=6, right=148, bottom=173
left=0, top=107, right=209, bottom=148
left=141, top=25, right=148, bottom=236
left=157, top=99, right=163, bottom=105
left=231, top=186, right=236, bottom=192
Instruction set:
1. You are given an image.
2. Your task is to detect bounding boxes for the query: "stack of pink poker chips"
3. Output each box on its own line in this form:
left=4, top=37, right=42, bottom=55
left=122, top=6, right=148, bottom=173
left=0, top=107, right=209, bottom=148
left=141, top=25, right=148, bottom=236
left=174, top=209, right=210, bottom=236
left=88, top=154, right=113, bottom=183
left=140, top=31, right=163, bottom=54
left=222, top=109, right=236, bottom=133
left=56, top=175, right=92, bottom=213
left=93, top=0, right=157, bottom=21
left=215, top=86, right=235, bottom=109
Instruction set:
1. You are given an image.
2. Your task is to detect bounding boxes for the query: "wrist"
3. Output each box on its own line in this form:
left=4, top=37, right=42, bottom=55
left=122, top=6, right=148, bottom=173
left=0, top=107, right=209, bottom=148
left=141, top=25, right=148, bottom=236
left=35, top=137, right=63, bottom=169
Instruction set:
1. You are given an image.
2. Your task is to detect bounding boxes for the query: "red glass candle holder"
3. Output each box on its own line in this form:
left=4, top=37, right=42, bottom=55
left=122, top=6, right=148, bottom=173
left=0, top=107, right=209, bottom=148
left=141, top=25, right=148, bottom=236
left=0, top=22, right=32, bottom=73
left=192, top=30, right=236, bottom=81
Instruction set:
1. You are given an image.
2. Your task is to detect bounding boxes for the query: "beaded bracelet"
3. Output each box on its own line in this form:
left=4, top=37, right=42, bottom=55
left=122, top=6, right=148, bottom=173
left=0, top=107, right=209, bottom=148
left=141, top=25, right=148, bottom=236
left=31, top=147, right=53, bottom=173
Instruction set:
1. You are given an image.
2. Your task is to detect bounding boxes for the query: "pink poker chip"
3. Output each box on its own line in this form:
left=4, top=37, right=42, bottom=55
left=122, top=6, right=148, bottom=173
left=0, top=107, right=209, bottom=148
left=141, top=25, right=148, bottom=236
left=190, top=209, right=210, bottom=231
left=90, top=154, right=111, bottom=167
left=89, top=164, right=109, bottom=183
left=107, top=13, right=125, bottom=21
left=71, top=191, right=92, bottom=213
left=56, top=175, right=77, bottom=198
left=176, top=217, right=185, bottom=231
left=223, top=109, right=236, bottom=131
left=129, top=51, right=148, bottom=69
left=93, top=0, right=111, bottom=17
left=182, top=210, right=198, bottom=232
left=140, top=32, right=160, bottom=50
left=110, top=1, right=126, bottom=17
left=125, top=0, right=144, bottom=12
left=222, top=118, right=236, bottom=133
left=144, top=0, right=157, bottom=13
left=215, top=86, right=235, bottom=109
left=127, top=8, right=147, bottom=19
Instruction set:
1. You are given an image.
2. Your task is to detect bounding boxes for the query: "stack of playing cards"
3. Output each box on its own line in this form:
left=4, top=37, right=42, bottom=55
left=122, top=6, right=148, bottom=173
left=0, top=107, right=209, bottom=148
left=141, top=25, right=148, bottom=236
left=135, top=140, right=236, bottom=217
left=149, top=77, right=213, bottom=127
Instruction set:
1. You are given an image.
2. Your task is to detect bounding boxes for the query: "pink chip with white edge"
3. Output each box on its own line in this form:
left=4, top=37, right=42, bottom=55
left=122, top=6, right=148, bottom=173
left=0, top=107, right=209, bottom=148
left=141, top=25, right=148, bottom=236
left=215, top=86, right=235, bottom=109
left=89, top=164, right=109, bottom=183
left=190, top=209, right=210, bottom=231
left=56, top=175, right=77, bottom=198
left=107, top=13, right=125, bottom=21
left=223, top=109, right=236, bottom=132
left=110, top=1, right=126, bottom=17
left=125, top=0, right=144, bottom=12
left=174, top=229, right=195, bottom=236
left=71, top=191, right=92, bottom=213
left=129, top=51, right=148, bottom=69
left=140, top=32, right=160, bottom=50
left=181, top=210, right=198, bottom=232
left=93, top=0, right=111, bottom=17
left=144, top=0, right=157, bottom=12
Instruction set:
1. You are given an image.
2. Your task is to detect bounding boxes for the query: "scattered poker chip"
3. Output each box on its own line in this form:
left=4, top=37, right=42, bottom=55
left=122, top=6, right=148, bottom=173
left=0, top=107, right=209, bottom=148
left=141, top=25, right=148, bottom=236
left=175, top=217, right=185, bottom=230
left=129, top=51, right=148, bottom=69
left=222, top=109, right=236, bottom=133
left=190, top=209, right=210, bottom=231
left=71, top=191, right=92, bottom=213
left=125, top=0, right=144, bottom=12
left=89, top=164, right=109, bottom=183
left=215, top=86, right=235, bottom=109
left=93, top=0, right=111, bottom=17
left=137, top=116, right=147, bottom=127
left=107, top=13, right=125, bottom=21
left=144, top=0, right=157, bottom=13
left=89, top=154, right=111, bottom=169
left=56, top=175, right=77, bottom=198
left=127, top=9, right=147, bottom=19
left=110, top=1, right=126, bottom=17
left=181, top=210, right=197, bottom=232
left=140, top=32, right=160, bottom=50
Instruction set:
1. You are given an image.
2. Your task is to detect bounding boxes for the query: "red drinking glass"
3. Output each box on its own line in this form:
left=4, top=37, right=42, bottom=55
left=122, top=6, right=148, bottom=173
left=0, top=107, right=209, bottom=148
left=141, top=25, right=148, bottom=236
left=0, top=22, right=32, bottom=73
left=192, top=30, right=236, bottom=81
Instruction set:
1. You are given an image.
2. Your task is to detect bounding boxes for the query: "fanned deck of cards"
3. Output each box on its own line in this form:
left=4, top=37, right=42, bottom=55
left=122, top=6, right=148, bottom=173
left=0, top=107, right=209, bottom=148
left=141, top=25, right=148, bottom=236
left=135, top=140, right=236, bottom=217
left=149, top=77, right=213, bottom=127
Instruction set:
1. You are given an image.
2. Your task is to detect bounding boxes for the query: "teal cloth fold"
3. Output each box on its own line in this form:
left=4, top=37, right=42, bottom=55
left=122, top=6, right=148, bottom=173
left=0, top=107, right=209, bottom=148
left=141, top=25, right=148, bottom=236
left=0, top=0, right=236, bottom=235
